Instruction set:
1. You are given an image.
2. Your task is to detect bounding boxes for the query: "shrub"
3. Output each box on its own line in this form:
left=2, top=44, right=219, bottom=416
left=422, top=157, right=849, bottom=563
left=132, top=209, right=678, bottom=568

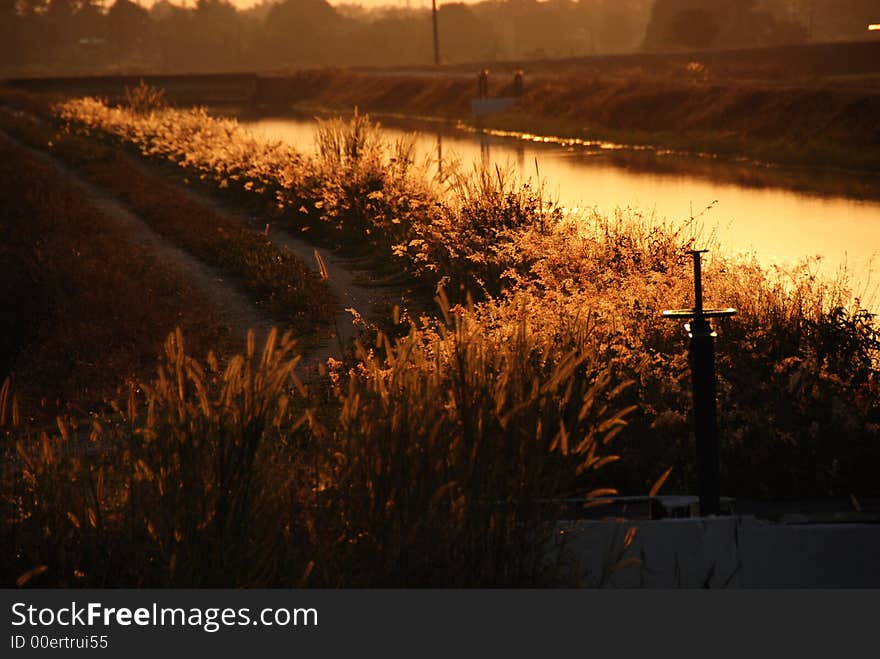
left=124, top=80, right=167, bottom=114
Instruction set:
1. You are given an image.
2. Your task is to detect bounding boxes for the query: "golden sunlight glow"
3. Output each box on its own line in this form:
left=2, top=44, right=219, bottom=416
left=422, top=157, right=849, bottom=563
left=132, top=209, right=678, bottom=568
left=869, top=24, right=880, bottom=31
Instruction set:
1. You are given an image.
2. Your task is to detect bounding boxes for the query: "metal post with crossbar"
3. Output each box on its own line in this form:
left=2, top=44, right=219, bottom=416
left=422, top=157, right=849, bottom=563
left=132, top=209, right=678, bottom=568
left=662, top=250, right=736, bottom=516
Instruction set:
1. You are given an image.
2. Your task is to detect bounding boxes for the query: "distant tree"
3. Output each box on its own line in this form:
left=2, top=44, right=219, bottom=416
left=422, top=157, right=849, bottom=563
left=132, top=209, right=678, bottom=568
left=595, top=0, right=654, bottom=54
left=644, top=0, right=807, bottom=51
left=192, top=0, right=242, bottom=71
left=42, top=0, right=83, bottom=65
left=669, top=8, right=720, bottom=49
left=72, top=0, right=106, bottom=39
left=70, top=0, right=108, bottom=71
left=340, top=10, right=430, bottom=67
left=437, top=3, right=491, bottom=63
left=149, top=1, right=196, bottom=71
left=0, top=0, right=21, bottom=72
left=262, top=0, right=340, bottom=66
left=811, top=0, right=879, bottom=42
left=107, top=0, right=149, bottom=61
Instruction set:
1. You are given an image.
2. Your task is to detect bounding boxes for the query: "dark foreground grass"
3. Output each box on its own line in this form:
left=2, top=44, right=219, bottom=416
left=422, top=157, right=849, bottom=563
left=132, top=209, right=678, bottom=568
left=0, top=136, right=234, bottom=418
left=1, top=314, right=631, bottom=587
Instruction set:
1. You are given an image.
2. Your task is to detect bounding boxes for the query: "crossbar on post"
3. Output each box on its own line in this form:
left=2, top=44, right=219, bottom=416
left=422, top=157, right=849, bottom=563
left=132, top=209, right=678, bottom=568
left=662, top=250, right=736, bottom=516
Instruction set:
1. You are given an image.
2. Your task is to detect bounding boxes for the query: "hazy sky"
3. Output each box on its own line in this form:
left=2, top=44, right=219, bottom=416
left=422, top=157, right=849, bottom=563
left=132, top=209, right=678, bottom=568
left=214, top=1, right=482, bottom=11
left=330, top=1, right=479, bottom=6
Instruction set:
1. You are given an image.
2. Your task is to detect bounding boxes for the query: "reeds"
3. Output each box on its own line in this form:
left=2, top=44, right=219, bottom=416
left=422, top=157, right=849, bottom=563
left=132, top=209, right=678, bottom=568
left=2, top=310, right=633, bottom=586
left=307, top=293, right=633, bottom=585
left=124, top=80, right=168, bottom=115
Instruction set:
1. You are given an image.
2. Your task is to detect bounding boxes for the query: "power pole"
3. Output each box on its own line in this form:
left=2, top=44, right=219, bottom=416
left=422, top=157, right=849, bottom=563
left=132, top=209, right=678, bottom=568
left=806, top=0, right=814, bottom=41
left=432, top=0, right=440, bottom=66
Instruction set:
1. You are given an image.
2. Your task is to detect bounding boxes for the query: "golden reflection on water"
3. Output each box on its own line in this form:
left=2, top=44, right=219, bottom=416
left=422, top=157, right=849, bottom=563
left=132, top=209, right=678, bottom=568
left=242, top=115, right=880, bottom=296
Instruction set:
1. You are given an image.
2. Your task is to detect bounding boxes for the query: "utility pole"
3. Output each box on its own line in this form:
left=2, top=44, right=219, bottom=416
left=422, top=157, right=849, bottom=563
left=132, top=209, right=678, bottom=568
left=432, top=0, right=440, bottom=66
left=806, top=0, right=814, bottom=42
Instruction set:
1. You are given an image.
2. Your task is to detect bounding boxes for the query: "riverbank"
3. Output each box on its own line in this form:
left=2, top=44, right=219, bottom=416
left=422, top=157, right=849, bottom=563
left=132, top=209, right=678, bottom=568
left=50, top=93, right=880, bottom=501
left=272, top=67, right=880, bottom=172
left=2, top=89, right=879, bottom=587
left=6, top=40, right=880, bottom=172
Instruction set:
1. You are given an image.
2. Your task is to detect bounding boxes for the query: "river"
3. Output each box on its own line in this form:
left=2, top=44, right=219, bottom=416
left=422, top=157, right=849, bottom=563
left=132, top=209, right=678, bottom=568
left=240, top=113, right=880, bottom=299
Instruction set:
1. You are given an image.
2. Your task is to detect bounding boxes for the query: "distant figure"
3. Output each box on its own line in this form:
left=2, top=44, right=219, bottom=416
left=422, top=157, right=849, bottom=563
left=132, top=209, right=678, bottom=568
left=477, top=69, right=489, bottom=98
left=513, top=69, right=524, bottom=96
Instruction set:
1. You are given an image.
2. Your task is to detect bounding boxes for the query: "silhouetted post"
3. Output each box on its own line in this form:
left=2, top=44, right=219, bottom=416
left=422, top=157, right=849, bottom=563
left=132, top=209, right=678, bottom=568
left=432, top=0, right=440, bottom=66
left=662, top=250, right=736, bottom=516
left=478, top=69, right=489, bottom=98
left=513, top=69, right=524, bottom=96
left=436, top=133, right=443, bottom=176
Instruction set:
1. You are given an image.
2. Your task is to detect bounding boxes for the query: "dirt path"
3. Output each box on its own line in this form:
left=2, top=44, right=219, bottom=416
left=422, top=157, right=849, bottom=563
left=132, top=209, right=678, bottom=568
left=122, top=156, right=410, bottom=367
left=3, top=131, right=275, bottom=347
left=3, top=106, right=413, bottom=370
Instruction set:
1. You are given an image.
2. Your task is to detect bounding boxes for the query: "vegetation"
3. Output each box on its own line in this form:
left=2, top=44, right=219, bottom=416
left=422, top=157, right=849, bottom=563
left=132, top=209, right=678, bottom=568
left=1, top=99, right=335, bottom=338
left=49, top=95, right=880, bottom=499
left=1, top=90, right=878, bottom=587
left=643, top=0, right=810, bottom=51
left=0, top=135, right=234, bottom=417
left=1, top=315, right=633, bottom=586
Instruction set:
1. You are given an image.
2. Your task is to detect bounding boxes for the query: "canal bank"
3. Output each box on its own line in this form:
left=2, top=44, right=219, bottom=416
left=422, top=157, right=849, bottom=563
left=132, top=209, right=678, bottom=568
left=239, top=111, right=880, bottom=296
left=256, top=56, right=880, bottom=173
left=7, top=39, right=880, bottom=173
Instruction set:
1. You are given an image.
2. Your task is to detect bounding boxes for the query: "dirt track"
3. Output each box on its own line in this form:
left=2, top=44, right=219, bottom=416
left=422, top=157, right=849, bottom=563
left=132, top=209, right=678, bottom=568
left=128, top=157, right=403, bottom=368
left=5, top=125, right=405, bottom=371
left=4, top=131, right=274, bottom=346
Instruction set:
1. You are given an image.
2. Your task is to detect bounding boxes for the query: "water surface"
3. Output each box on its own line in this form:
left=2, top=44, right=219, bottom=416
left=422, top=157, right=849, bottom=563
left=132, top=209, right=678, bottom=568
left=241, top=114, right=880, bottom=297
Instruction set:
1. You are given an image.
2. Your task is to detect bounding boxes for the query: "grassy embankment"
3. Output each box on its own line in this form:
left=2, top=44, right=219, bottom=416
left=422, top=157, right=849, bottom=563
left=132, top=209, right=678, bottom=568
left=1, top=88, right=879, bottom=587
left=0, top=92, right=633, bottom=587
left=0, top=97, right=335, bottom=342
left=0, top=135, right=235, bottom=419
left=274, top=68, right=880, bottom=172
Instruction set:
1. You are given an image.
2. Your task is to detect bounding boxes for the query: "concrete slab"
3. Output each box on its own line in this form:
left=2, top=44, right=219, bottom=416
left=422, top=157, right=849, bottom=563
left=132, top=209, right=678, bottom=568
left=558, top=516, right=880, bottom=587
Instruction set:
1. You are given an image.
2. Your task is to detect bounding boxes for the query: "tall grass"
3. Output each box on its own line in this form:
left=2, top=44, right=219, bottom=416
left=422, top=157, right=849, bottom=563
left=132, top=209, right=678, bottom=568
left=124, top=80, right=168, bottom=114
left=476, top=210, right=880, bottom=497
left=2, top=310, right=631, bottom=586
left=308, top=293, right=633, bottom=586
left=2, top=329, right=308, bottom=586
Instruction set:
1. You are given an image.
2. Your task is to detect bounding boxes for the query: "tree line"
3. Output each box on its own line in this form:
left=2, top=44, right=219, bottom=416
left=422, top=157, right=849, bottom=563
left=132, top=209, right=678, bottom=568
left=0, top=0, right=876, bottom=77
